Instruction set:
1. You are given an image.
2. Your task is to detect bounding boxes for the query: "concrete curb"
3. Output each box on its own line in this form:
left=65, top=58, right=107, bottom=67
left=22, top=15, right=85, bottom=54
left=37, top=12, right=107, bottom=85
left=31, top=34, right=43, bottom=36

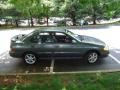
left=0, top=69, right=120, bottom=76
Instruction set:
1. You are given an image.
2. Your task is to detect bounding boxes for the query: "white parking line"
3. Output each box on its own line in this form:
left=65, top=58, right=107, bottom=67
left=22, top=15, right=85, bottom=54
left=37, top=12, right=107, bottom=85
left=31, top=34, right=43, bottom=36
left=50, top=59, right=55, bottom=73
left=114, top=50, right=120, bottom=53
left=109, top=54, right=120, bottom=64
left=0, top=51, right=8, bottom=59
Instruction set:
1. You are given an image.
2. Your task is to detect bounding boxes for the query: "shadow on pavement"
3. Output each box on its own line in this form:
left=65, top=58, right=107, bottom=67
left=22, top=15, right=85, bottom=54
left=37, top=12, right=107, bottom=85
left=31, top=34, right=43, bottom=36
left=0, top=52, right=118, bottom=74
left=54, top=58, right=105, bottom=72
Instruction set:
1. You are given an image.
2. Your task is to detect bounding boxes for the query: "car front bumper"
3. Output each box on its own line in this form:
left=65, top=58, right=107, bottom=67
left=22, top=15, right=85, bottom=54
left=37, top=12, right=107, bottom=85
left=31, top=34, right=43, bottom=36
left=100, top=50, right=109, bottom=58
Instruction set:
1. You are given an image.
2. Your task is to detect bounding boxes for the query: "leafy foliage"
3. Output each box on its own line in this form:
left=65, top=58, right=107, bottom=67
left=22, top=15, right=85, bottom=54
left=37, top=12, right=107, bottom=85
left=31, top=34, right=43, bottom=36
left=0, top=0, right=120, bottom=26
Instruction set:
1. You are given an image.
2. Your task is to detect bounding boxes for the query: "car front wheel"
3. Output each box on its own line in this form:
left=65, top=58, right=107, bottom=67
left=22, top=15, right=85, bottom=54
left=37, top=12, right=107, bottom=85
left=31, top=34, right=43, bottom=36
left=23, top=53, right=37, bottom=65
left=85, top=52, right=98, bottom=64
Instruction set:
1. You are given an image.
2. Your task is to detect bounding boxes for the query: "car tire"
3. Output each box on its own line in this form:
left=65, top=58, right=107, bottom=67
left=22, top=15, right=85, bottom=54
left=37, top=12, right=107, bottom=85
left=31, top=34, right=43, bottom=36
left=23, top=53, right=37, bottom=65
left=85, top=51, right=98, bottom=64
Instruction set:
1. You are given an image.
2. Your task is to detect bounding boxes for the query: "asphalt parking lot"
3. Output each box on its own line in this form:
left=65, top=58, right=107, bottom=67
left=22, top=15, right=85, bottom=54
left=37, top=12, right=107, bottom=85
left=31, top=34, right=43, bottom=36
left=0, top=49, right=120, bottom=74
left=0, top=26, right=120, bottom=74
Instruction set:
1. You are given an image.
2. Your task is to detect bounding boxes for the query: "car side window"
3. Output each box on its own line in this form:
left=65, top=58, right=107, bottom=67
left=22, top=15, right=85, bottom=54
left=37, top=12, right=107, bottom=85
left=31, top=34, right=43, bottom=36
left=55, top=32, right=74, bottom=43
left=30, top=34, right=41, bottom=43
left=40, top=32, right=57, bottom=43
left=30, top=32, right=76, bottom=44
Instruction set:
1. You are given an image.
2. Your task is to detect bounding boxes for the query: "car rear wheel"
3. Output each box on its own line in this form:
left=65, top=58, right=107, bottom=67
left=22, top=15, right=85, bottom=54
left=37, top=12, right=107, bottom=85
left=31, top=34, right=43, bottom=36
left=23, top=53, right=37, bottom=65
left=85, top=52, right=98, bottom=64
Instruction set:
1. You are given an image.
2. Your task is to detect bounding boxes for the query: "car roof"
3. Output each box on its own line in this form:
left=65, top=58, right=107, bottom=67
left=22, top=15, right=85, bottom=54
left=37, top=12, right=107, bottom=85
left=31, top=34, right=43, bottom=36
left=34, top=27, right=67, bottom=33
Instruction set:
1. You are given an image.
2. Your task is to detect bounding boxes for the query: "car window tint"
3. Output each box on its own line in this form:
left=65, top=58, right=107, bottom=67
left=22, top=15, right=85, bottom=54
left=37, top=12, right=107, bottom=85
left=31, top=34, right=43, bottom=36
left=39, top=32, right=49, bottom=35
left=30, top=34, right=41, bottom=43
left=40, top=32, right=57, bottom=43
left=55, top=32, right=73, bottom=43
left=55, top=32, right=65, bottom=36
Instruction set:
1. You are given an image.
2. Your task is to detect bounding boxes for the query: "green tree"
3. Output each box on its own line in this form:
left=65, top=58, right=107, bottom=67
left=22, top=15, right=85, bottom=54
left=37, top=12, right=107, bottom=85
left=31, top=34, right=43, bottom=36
left=79, top=0, right=105, bottom=25
left=32, top=0, right=43, bottom=24
left=4, top=0, right=120, bottom=26
left=52, top=0, right=65, bottom=17
left=103, top=0, right=120, bottom=19
left=79, top=0, right=120, bottom=24
left=5, top=8, right=21, bottom=27
left=42, top=0, right=54, bottom=26
left=9, top=0, right=54, bottom=26
left=61, top=0, right=80, bottom=26
left=9, top=0, right=43, bottom=27
left=0, top=0, right=15, bottom=26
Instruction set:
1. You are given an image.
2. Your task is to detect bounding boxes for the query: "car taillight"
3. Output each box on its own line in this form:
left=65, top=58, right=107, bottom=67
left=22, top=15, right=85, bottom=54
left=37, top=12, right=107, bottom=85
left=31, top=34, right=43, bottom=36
left=10, top=48, right=16, bottom=52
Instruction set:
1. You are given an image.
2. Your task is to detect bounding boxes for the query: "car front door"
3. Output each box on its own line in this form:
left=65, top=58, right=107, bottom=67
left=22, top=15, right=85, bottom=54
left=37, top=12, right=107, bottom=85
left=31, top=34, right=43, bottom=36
left=53, top=32, right=84, bottom=58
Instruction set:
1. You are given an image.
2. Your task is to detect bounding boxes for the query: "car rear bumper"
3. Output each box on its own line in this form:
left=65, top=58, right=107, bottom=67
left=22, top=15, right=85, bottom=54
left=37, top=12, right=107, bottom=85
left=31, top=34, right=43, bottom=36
left=9, top=51, right=22, bottom=58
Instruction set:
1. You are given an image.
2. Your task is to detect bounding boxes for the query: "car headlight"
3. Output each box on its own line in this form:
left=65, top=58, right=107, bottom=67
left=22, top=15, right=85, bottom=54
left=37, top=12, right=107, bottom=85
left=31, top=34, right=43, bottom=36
left=103, top=45, right=109, bottom=51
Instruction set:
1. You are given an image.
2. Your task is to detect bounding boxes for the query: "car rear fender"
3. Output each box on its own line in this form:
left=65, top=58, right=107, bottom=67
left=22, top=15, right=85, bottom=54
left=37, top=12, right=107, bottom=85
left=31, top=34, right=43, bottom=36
left=22, top=51, right=38, bottom=58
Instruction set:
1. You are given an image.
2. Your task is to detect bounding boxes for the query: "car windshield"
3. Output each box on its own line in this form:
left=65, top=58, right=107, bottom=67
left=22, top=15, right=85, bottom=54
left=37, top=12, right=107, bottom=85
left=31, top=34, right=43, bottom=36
left=65, top=29, right=75, bottom=35
left=66, top=30, right=80, bottom=41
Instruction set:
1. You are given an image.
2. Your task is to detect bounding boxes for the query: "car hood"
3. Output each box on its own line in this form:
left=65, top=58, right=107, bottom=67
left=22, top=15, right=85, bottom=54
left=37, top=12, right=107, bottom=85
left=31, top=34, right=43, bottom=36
left=78, top=35, right=105, bottom=46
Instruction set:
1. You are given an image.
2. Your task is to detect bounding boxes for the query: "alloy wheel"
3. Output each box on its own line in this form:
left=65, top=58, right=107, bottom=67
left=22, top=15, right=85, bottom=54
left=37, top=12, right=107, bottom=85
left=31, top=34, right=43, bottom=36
left=87, top=52, right=98, bottom=64
left=24, top=53, right=37, bottom=64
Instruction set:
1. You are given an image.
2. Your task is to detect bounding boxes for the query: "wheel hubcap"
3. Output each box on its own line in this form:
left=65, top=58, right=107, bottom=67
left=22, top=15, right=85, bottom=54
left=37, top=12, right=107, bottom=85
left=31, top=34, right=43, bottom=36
left=88, top=53, right=98, bottom=63
left=25, top=54, right=36, bottom=64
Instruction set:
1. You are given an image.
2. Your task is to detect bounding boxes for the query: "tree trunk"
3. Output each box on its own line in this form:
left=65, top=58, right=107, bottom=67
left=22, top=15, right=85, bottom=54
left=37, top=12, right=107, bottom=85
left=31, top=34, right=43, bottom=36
left=46, top=16, right=49, bottom=26
left=92, top=7, right=97, bottom=25
left=72, top=17, right=76, bottom=26
left=5, top=19, right=8, bottom=26
left=30, top=17, right=34, bottom=27
left=71, top=10, right=76, bottom=26
left=93, top=18, right=96, bottom=25
left=45, top=6, right=49, bottom=26
left=92, top=14, right=97, bottom=25
left=15, top=19, right=19, bottom=27
left=28, top=9, right=34, bottom=27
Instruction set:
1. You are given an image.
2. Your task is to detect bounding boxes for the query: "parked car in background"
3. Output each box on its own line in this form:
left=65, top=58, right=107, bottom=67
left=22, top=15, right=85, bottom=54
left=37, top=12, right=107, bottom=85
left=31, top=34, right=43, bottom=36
left=9, top=28, right=109, bottom=65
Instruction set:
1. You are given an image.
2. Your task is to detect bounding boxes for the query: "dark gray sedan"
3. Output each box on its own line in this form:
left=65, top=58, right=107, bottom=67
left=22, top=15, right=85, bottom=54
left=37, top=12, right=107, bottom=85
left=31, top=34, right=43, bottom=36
left=9, top=28, right=109, bottom=64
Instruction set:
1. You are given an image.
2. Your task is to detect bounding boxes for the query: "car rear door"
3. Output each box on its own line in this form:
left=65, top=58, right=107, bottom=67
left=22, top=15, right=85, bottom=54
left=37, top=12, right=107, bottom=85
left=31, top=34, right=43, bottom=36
left=28, top=32, right=57, bottom=58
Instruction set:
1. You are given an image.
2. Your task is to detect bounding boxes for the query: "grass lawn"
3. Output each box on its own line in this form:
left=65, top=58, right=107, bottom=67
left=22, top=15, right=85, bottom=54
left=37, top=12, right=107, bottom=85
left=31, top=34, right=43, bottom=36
left=0, top=72, right=120, bottom=90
